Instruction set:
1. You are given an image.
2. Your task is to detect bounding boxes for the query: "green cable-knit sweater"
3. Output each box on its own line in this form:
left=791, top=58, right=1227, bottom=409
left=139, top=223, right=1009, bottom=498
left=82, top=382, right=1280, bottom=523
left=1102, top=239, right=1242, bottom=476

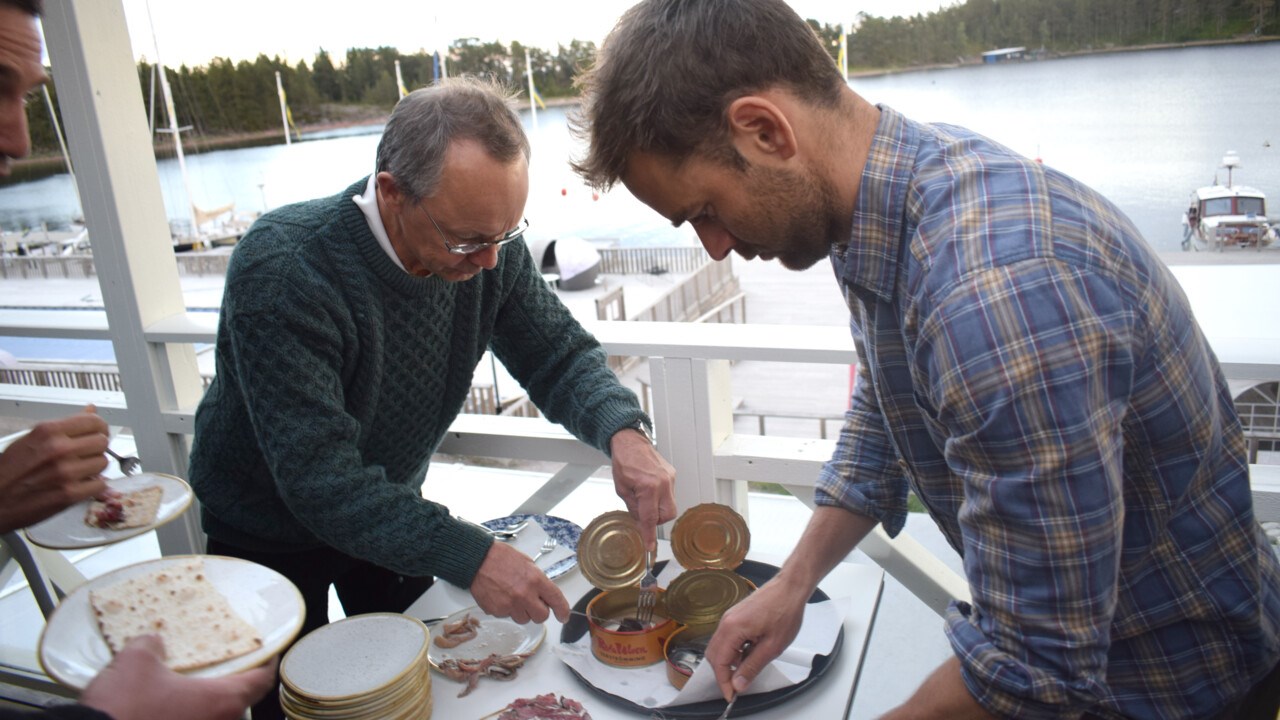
left=188, top=177, right=647, bottom=588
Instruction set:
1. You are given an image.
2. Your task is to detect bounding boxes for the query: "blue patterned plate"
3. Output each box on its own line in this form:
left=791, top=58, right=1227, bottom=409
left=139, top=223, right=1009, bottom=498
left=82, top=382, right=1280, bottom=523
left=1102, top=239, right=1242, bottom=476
left=483, top=514, right=582, bottom=581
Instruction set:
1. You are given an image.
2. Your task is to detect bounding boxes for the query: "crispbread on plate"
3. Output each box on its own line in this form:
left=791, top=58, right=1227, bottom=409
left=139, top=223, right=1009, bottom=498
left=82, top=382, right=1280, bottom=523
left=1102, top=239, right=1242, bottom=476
left=84, top=485, right=164, bottom=530
left=89, top=558, right=263, bottom=671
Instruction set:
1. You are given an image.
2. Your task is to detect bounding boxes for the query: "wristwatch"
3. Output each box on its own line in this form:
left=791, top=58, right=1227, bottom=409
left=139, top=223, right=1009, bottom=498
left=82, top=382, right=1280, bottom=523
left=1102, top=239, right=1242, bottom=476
left=621, top=419, right=656, bottom=445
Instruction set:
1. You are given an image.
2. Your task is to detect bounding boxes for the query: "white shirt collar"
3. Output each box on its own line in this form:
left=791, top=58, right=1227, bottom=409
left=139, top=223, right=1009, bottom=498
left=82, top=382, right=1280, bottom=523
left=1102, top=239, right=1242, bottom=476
left=352, top=173, right=408, bottom=273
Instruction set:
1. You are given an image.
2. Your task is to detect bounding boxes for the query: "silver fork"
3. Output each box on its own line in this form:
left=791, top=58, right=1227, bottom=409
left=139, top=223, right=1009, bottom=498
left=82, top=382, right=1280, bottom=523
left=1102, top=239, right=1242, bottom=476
left=715, top=693, right=739, bottom=720
left=635, top=549, right=657, bottom=624
left=106, top=447, right=141, bottom=476
left=531, top=536, right=558, bottom=562
left=716, top=638, right=752, bottom=717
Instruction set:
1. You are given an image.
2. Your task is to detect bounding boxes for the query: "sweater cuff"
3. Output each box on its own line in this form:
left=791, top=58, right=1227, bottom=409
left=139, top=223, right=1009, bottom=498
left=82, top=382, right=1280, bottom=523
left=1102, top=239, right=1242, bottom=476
left=429, top=519, right=496, bottom=588
left=599, top=410, right=653, bottom=458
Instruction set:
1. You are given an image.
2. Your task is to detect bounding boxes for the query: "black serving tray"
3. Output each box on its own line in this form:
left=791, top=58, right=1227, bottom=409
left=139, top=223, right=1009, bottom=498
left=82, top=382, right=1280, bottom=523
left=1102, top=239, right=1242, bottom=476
left=559, top=559, right=844, bottom=718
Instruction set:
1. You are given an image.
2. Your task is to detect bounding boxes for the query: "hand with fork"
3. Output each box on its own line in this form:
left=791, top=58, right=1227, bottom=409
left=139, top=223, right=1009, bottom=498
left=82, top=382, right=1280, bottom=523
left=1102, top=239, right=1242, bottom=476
left=0, top=409, right=111, bottom=533
left=107, top=447, right=142, bottom=476
left=704, top=577, right=806, bottom=711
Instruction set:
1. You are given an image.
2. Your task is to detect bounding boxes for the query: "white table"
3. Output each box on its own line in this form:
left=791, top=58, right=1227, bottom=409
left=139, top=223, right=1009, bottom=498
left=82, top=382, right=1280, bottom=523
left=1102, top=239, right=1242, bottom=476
left=404, top=545, right=884, bottom=719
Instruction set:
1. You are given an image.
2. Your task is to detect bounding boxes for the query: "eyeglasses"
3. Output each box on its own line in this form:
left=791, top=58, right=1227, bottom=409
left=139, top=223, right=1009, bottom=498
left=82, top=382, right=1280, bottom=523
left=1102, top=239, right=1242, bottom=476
left=417, top=201, right=528, bottom=255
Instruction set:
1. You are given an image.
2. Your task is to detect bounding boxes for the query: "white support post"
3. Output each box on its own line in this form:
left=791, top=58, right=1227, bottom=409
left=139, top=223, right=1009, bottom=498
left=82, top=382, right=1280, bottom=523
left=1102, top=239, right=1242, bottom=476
left=29, top=543, right=87, bottom=595
left=42, top=0, right=206, bottom=556
left=513, top=464, right=598, bottom=516
left=714, top=432, right=971, bottom=616
left=857, top=526, right=971, bottom=616
left=0, top=533, right=60, bottom=618
left=650, top=357, right=742, bottom=520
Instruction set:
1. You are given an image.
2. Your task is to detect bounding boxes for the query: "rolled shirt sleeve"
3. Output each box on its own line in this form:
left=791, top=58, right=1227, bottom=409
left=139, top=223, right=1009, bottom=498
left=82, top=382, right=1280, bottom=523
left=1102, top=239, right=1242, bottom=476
left=816, top=319, right=911, bottom=536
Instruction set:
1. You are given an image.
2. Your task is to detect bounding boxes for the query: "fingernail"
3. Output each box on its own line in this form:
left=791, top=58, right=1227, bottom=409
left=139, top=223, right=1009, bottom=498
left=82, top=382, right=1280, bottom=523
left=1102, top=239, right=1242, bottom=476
left=733, top=675, right=748, bottom=692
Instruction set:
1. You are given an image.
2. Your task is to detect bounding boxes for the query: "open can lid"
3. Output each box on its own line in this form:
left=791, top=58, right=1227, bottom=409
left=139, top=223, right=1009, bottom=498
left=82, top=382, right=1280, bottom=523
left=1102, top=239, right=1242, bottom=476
left=670, top=503, right=750, bottom=571
left=577, top=510, right=647, bottom=590
left=664, top=568, right=755, bottom=626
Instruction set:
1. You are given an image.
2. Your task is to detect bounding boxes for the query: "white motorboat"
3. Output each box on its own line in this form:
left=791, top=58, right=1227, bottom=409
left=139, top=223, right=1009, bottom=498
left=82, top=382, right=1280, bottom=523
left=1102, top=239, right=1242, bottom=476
left=1182, top=151, right=1277, bottom=251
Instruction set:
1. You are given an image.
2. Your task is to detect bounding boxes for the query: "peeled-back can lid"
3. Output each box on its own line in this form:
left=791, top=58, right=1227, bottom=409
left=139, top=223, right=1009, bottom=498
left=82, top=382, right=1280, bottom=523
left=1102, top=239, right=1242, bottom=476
left=663, top=568, right=754, bottom=626
left=670, top=503, right=750, bottom=571
left=577, top=510, right=647, bottom=590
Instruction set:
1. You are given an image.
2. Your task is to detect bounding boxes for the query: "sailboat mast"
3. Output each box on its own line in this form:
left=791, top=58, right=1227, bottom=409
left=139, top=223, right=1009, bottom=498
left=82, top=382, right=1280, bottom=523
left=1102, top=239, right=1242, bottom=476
left=144, top=0, right=196, bottom=237
left=42, top=85, right=81, bottom=212
left=148, top=65, right=158, bottom=135
left=840, top=22, right=849, bottom=80
left=156, top=65, right=197, bottom=235
left=276, top=71, right=292, bottom=146
left=525, top=48, right=538, bottom=135
left=395, top=60, right=408, bottom=100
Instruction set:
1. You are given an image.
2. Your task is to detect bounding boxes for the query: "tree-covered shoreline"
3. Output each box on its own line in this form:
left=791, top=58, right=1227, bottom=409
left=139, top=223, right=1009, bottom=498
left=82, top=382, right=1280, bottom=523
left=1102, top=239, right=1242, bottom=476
left=11, top=0, right=1276, bottom=185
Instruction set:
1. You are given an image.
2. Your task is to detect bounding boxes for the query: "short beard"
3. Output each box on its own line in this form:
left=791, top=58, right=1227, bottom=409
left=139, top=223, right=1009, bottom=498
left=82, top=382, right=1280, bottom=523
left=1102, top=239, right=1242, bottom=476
left=744, top=164, right=842, bottom=271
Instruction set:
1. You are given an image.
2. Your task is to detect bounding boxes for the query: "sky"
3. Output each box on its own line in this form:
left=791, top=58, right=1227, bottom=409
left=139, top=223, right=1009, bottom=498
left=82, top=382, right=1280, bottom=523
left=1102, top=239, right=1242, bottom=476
left=118, top=0, right=955, bottom=69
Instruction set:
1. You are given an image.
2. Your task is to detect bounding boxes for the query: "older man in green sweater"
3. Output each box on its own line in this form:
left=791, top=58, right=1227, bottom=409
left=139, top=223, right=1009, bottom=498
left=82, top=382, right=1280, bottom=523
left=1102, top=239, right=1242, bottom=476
left=188, top=78, right=676, bottom=697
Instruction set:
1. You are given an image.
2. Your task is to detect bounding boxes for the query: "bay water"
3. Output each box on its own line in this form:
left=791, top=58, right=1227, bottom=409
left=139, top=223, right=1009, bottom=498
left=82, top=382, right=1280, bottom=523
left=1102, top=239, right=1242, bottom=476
left=1, top=42, right=1277, bottom=254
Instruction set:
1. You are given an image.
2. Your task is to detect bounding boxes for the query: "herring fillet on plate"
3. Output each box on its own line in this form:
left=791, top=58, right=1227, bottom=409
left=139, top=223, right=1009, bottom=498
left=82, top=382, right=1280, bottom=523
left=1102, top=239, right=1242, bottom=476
left=89, top=558, right=263, bottom=671
left=84, top=486, right=163, bottom=530
left=498, top=693, right=592, bottom=719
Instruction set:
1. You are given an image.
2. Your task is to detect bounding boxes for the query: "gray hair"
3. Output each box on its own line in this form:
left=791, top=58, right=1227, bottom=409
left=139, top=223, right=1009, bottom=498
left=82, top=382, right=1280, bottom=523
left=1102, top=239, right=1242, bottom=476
left=375, top=76, right=531, bottom=203
left=571, top=0, right=845, bottom=190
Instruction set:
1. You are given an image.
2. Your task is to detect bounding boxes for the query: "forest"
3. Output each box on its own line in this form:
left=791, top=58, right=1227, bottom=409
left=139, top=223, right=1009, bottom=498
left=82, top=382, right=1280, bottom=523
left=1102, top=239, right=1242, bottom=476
left=18, top=0, right=1279, bottom=162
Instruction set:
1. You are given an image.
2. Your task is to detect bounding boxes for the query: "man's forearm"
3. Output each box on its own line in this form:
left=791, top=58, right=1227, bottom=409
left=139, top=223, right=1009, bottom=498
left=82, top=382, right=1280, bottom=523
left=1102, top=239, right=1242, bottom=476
left=774, top=505, right=878, bottom=591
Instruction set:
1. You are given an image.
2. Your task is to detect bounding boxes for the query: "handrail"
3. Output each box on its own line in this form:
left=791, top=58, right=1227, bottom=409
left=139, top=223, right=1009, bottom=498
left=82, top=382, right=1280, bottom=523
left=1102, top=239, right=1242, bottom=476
left=0, top=245, right=709, bottom=282
left=0, top=309, right=1271, bottom=395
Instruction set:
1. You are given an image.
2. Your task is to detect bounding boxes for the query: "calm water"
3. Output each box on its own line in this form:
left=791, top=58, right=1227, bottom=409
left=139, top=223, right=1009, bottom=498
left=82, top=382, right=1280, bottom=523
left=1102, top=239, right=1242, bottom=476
left=853, top=42, right=1280, bottom=250
left=1, top=42, right=1278, bottom=252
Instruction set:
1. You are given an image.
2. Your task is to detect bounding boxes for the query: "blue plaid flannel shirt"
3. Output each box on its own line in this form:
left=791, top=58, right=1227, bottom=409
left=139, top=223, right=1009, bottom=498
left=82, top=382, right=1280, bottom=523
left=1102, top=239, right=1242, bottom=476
left=816, top=106, right=1280, bottom=719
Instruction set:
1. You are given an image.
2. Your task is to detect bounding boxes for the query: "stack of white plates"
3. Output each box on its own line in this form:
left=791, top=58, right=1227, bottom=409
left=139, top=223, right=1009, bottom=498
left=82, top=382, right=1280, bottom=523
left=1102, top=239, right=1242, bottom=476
left=279, top=613, right=433, bottom=719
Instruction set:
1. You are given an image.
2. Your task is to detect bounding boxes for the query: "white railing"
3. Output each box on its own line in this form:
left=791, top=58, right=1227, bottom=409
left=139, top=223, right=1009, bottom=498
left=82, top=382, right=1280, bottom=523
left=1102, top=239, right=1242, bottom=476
left=0, top=307, right=973, bottom=617
left=0, top=246, right=714, bottom=283
left=5, top=307, right=1277, bottom=617
left=0, top=253, right=745, bottom=413
left=593, top=259, right=739, bottom=323
left=597, top=246, right=706, bottom=275
left=0, top=255, right=97, bottom=280
left=2, top=247, right=720, bottom=281
left=0, top=252, right=234, bottom=279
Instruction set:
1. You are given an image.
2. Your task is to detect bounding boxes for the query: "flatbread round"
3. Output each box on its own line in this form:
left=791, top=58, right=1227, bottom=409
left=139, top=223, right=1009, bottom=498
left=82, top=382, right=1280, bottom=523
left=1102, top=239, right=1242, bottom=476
left=89, top=558, right=263, bottom=671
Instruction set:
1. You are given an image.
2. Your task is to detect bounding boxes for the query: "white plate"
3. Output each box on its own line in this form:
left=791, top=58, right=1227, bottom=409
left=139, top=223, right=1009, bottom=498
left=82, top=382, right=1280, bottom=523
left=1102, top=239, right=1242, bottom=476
left=482, top=513, right=582, bottom=581
left=23, top=472, right=194, bottom=550
left=281, top=613, right=428, bottom=701
left=427, top=605, right=546, bottom=671
left=38, top=554, right=305, bottom=690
